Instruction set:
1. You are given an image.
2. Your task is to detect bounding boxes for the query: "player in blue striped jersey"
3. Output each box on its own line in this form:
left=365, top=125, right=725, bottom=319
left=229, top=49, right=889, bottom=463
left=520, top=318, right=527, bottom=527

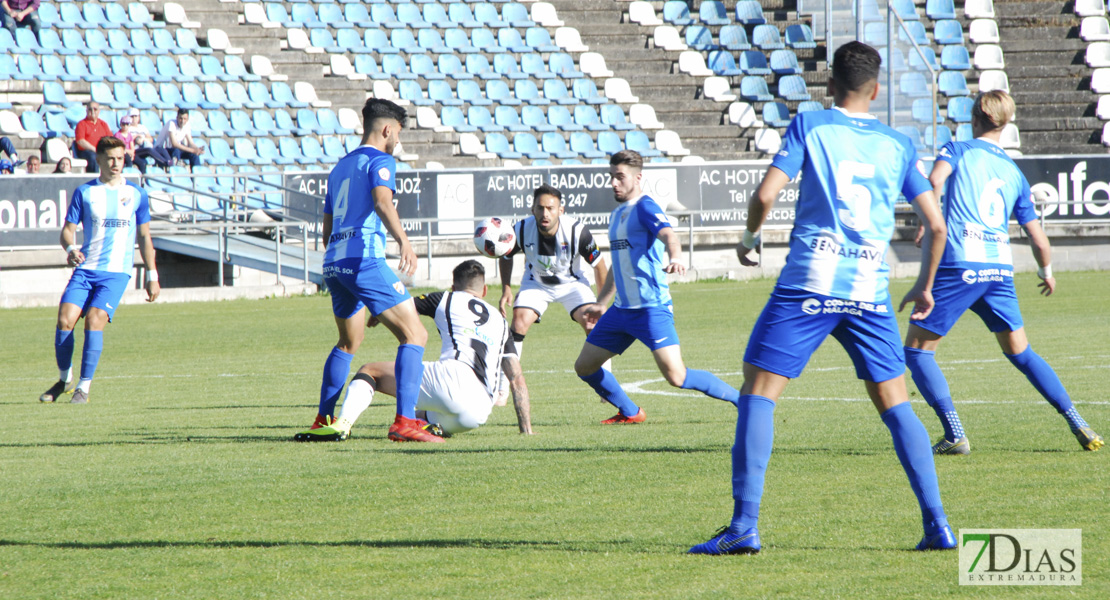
left=293, top=98, right=438, bottom=443
left=904, top=91, right=1103, bottom=453
left=572, top=150, right=741, bottom=424
left=691, top=42, right=955, bottom=555
left=39, top=136, right=159, bottom=405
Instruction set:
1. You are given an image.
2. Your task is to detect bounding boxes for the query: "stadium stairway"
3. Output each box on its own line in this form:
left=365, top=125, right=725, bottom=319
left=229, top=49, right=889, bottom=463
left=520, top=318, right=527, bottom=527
left=153, top=231, right=325, bottom=285
left=548, top=0, right=827, bottom=159
left=995, top=0, right=1103, bottom=153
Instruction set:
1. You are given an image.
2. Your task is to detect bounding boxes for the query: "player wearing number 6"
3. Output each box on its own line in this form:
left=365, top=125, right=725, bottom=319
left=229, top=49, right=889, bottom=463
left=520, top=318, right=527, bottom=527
left=903, top=91, right=1103, bottom=453
left=691, top=42, right=955, bottom=555
left=294, top=98, right=439, bottom=443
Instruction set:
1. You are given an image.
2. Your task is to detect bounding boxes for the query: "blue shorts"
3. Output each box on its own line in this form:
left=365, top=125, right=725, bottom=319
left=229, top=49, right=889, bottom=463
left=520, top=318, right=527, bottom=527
left=60, top=269, right=131, bottom=321
left=323, top=258, right=411, bottom=319
left=744, top=287, right=906, bottom=383
left=586, top=304, right=679, bottom=354
left=914, top=267, right=1023, bottom=335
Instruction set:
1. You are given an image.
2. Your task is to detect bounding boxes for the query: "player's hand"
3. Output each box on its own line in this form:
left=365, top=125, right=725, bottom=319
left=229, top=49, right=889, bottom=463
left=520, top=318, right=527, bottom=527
left=913, top=224, right=925, bottom=248
left=67, top=249, right=85, bottom=267
left=736, top=240, right=761, bottom=267
left=899, top=284, right=934, bottom=321
left=664, top=261, right=686, bottom=276
left=1037, top=276, right=1056, bottom=296
left=145, top=280, right=160, bottom=302
left=582, top=303, right=605, bottom=325
left=397, top=243, right=418, bottom=277
left=499, top=287, right=513, bottom=317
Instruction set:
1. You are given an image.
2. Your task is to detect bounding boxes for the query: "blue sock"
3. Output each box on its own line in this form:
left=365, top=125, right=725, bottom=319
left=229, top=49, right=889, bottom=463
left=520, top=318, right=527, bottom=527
left=1006, top=346, right=1073, bottom=414
left=904, top=347, right=964, bottom=441
left=80, top=330, right=103, bottom=382
left=318, top=347, right=353, bottom=417
left=394, top=344, right=424, bottom=419
left=880, top=402, right=947, bottom=535
left=681, top=369, right=740, bottom=405
left=55, top=329, right=75, bottom=373
left=580, top=369, right=639, bottom=417
left=729, top=395, right=775, bottom=533
left=1063, top=407, right=1090, bottom=432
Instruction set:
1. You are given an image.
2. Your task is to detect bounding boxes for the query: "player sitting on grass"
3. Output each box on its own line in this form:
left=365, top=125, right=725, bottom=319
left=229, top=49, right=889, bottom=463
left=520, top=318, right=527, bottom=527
left=572, top=150, right=741, bottom=424
left=904, top=90, right=1103, bottom=454
left=39, top=136, right=159, bottom=405
left=690, top=42, right=955, bottom=555
left=300, top=260, right=533, bottom=441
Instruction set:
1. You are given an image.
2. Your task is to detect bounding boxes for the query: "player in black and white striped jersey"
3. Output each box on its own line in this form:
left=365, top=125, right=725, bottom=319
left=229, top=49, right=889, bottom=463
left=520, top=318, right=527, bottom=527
left=302, top=260, right=534, bottom=441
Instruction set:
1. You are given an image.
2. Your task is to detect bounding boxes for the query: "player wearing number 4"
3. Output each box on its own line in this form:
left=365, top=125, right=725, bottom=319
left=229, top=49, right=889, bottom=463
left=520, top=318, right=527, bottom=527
left=294, top=98, right=438, bottom=443
left=690, top=42, right=955, bottom=555
left=300, top=260, right=533, bottom=441
left=39, top=136, right=159, bottom=405
left=904, top=90, right=1103, bottom=454
left=572, top=150, right=741, bottom=424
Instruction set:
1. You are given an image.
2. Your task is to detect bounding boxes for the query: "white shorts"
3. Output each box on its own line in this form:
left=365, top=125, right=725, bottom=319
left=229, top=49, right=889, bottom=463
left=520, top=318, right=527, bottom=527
left=418, top=360, right=493, bottom=434
left=514, top=279, right=596, bottom=321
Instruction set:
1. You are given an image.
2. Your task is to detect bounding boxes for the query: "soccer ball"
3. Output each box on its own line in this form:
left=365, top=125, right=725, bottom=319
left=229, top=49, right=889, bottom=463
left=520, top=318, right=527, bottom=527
left=473, top=217, right=515, bottom=258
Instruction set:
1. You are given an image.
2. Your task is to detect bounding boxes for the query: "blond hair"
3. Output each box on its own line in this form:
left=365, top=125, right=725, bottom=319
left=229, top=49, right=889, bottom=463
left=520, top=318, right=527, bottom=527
left=971, top=90, right=1015, bottom=131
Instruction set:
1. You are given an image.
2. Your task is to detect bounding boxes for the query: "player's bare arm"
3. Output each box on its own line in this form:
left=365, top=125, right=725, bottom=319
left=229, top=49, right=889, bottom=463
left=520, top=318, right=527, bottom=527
left=658, top=227, right=686, bottom=276
left=320, top=212, right=333, bottom=249
left=899, top=190, right=946, bottom=320
left=60, top=222, right=84, bottom=267
left=582, top=265, right=616, bottom=324
left=502, top=355, right=533, bottom=434
left=1023, top=215, right=1056, bottom=296
left=136, top=222, right=159, bottom=302
left=372, top=186, right=417, bottom=276
left=739, top=167, right=790, bottom=265
left=592, top=256, right=608, bottom=296
left=498, top=254, right=514, bottom=317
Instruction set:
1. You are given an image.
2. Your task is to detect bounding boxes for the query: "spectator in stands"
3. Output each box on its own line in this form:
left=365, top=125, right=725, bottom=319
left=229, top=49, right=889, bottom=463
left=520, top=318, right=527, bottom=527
left=114, top=116, right=138, bottom=169
left=0, top=0, right=41, bottom=45
left=52, top=157, right=72, bottom=174
left=155, top=108, right=205, bottom=169
left=129, top=108, right=165, bottom=174
left=74, top=102, right=111, bottom=174
left=0, top=135, right=18, bottom=163
left=25, top=154, right=39, bottom=174
left=0, top=159, right=12, bottom=174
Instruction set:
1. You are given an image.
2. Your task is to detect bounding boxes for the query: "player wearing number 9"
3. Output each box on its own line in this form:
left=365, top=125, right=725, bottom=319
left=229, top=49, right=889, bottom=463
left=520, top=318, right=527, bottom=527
left=902, top=90, right=1103, bottom=454
left=693, top=42, right=955, bottom=556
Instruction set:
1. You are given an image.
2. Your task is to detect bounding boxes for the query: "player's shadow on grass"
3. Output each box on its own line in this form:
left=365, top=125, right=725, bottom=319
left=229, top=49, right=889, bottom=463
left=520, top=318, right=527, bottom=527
left=0, top=538, right=623, bottom=553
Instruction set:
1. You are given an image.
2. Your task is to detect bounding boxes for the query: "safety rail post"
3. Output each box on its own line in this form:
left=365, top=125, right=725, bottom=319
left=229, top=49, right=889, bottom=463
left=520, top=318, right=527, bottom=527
left=217, top=223, right=224, bottom=288
left=426, top=224, right=433, bottom=282
left=302, top=227, right=310, bottom=284
left=275, top=224, right=283, bottom=285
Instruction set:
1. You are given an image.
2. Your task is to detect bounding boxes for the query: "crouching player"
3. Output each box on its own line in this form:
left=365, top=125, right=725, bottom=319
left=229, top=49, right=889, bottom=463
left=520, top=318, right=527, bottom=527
left=300, top=260, right=533, bottom=440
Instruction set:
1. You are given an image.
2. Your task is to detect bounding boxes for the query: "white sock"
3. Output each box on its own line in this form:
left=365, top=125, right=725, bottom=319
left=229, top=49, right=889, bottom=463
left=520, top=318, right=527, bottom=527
left=77, top=379, right=91, bottom=393
left=514, top=340, right=524, bottom=360
left=602, top=359, right=613, bottom=372
left=336, top=379, right=374, bottom=430
left=60, top=367, right=72, bottom=383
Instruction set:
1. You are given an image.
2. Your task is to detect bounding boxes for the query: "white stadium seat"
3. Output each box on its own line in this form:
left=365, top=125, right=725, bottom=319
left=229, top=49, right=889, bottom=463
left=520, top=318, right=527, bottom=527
left=604, top=78, right=639, bottom=103
left=1097, top=95, right=1110, bottom=119
left=1087, top=42, right=1110, bottom=67
left=678, top=50, right=713, bottom=76
left=655, top=130, right=691, bottom=156
left=242, top=3, right=278, bottom=28
left=459, top=133, right=496, bottom=159
left=1076, top=0, right=1107, bottom=17
left=653, top=26, right=688, bottom=51
left=629, top=104, right=665, bottom=129
left=629, top=1, right=664, bottom=26
left=329, top=55, right=366, bottom=81
left=555, top=27, right=588, bottom=52
left=680, top=155, right=705, bottom=163
left=1081, top=16, right=1110, bottom=41
left=424, top=161, right=445, bottom=171
left=163, top=2, right=201, bottom=28
left=372, top=80, right=406, bottom=105
left=968, top=19, right=1000, bottom=43
left=250, top=55, right=287, bottom=82
left=964, top=0, right=995, bottom=19
left=703, top=76, right=738, bottom=102
left=728, top=102, right=762, bottom=128
left=44, top=137, right=73, bottom=163
left=999, top=123, right=1021, bottom=149
left=1101, top=122, right=1110, bottom=145
left=207, top=29, right=243, bottom=55
left=580, top=52, right=614, bottom=78
left=286, top=29, right=321, bottom=54
left=417, top=106, right=453, bottom=133
left=973, top=44, right=1005, bottom=69
left=294, top=82, right=331, bottom=108
left=754, top=128, right=782, bottom=154
left=0, top=110, right=32, bottom=138
left=530, top=2, right=564, bottom=27
left=1092, top=68, right=1110, bottom=93
left=337, top=108, right=362, bottom=134
left=978, top=70, right=1010, bottom=93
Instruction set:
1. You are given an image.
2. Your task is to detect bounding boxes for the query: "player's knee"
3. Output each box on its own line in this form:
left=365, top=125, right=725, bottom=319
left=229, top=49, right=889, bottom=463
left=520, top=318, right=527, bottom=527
left=662, top=367, right=686, bottom=387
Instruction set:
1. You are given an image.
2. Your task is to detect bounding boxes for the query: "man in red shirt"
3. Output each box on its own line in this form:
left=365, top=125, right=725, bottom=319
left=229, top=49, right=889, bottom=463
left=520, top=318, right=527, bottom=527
left=73, top=102, right=110, bottom=174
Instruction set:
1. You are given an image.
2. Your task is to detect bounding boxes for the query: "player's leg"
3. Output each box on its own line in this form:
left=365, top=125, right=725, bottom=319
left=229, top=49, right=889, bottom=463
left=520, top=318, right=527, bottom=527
left=997, top=328, right=1103, bottom=450
left=570, top=298, right=612, bottom=374
left=650, top=344, right=739, bottom=405
left=509, top=307, right=540, bottom=359
left=574, top=308, right=640, bottom=422
left=374, top=298, right=428, bottom=417
left=510, top=285, right=552, bottom=360
left=904, top=325, right=967, bottom=454
left=315, top=311, right=364, bottom=424
left=415, top=362, right=492, bottom=435
left=68, top=273, right=128, bottom=404
left=298, top=361, right=391, bottom=441
left=41, top=301, right=83, bottom=402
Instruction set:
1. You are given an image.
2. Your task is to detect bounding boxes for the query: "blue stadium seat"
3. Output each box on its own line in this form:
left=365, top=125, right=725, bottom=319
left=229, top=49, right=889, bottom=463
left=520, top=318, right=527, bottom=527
left=137, top=82, right=169, bottom=109
left=625, top=130, right=661, bottom=157
left=493, top=54, right=524, bottom=79
left=266, top=4, right=293, bottom=27
left=230, top=110, right=260, bottom=136
left=310, top=29, right=342, bottom=53
left=597, top=131, right=623, bottom=155
left=899, top=72, right=929, bottom=97
left=909, top=48, right=938, bottom=72
left=719, top=25, right=752, bottom=51
left=429, top=80, right=463, bottom=106
left=57, top=4, right=83, bottom=28
left=207, top=112, right=239, bottom=137
left=182, top=82, right=206, bottom=109
left=662, top=1, right=694, bottom=25
left=708, top=50, right=744, bottom=76
left=798, top=100, right=824, bottom=113
left=466, top=54, right=497, bottom=79
left=397, top=3, right=431, bottom=29
left=365, top=29, right=398, bottom=54
left=21, top=111, right=49, bottom=137
left=445, top=28, right=480, bottom=54
left=542, top=132, right=578, bottom=159
left=549, top=105, right=582, bottom=131
left=254, top=110, right=287, bottom=137
left=208, top=82, right=241, bottom=109
left=735, top=1, right=766, bottom=25
left=573, top=105, right=605, bottom=131
left=938, top=71, right=969, bottom=97
left=117, top=82, right=153, bottom=109
left=226, top=56, right=261, bottom=83
left=370, top=4, right=403, bottom=28
left=297, top=108, right=323, bottom=134
left=899, top=21, right=928, bottom=46
left=955, top=123, right=973, bottom=141
left=302, top=137, right=331, bottom=164
left=892, top=0, right=919, bottom=20
left=353, top=55, right=383, bottom=78
left=778, top=75, right=811, bottom=101
left=927, top=0, right=957, bottom=19
left=272, top=82, right=309, bottom=109
left=887, top=48, right=908, bottom=72
left=457, top=79, right=491, bottom=105
left=570, top=132, right=605, bottom=158
left=16, top=54, right=42, bottom=80
left=521, top=53, right=554, bottom=79
left=344, top=4, right=374, bottom=27
left=785, top=24, right=816, bottom=49
left=44, top=55, right=77, bottom=82
left=522, top=105, right=557, bottom=132
left=739, top=50, right=771, bottom=75
left=740, top=76, right=773, bottom=101
left=201, top=55, right=228, bottom=81
left=279, top=138, right=310, bottom=165
left=44, top=81, right=79, bottom=108
left=438, top=55, right=470, bottom=80
left=542, top=80, right=575, bottom=105
left=486, top=133, right=523, bottom=159
left=572, top=79, right=605, bottom=105
left=472, top=28, right=505, bottom=53
left=686, top=25, right=717, bottom=51
left=753, top=25, right=784, bottom=50
left=105, top=3, right=138, bottom=29
left=946, top=96, right=973, bottom=123
left=441, top=106, right=474, bottom=132
left=474, top=3, right=508, bottom=28
left=38, top=30, right=72, bottom=57
left=549, top=53, right=584, bottom=78
left=153, top=29, right=184, bottom=55
left=418, top=29, right=450, bottom=53
left=467, top=106, right=502, bottom=132
left=65, top=55, right=95, bottom=82
left=247, top=82, right=274, bottom=107
left=107, top=30, right=133, bottom=55
left=318, top=4, right=351, bottom=28
left=700, top=0, right=730, bottom=25
left=513, top=132, right=549, bottom=159
left=46, top=111, right=75, bottom=137
left=601, top=104, right=636, bottom=131
left=81, top=3, right=112, bottom=29
left=933, top=20, right=964, bottom=45
left=925, top=125, right=953, bottom=149
left=128, top=4, right=164, bottom=29
left=897, top=126, right=925, bottom=150
left=940, top=46, right=971, bottom=70
left=763, top=102, right=792, bottom=127
left=862, top=22, right=886, bottom=46
left=256, top=138, right=290, bottom=166
left=160, top=83, right=193, bottom=110
left=179, top=55, right=205, bottom=81
left=770, top=49, right=802, bottom=75
left=382, top=55, right=416, bottom=80
left=90, top=81, right=115, bottom=105
left=448, top=4, right=482, bottom=28
left=525, top=27, right=560, bottom=53
left=274, top=109, right=307, bottom=136
left=503, top=2, right=535, bottom=27
left=323, top=137, right=346, bottom=161
left=176, top=29, right=212, bottom=55
left=411, top=54, right=445, bottom=80
left=235, top=138, right=267, bottom=166
left=399, top=80, right=431, bottom=105
left=135, top=56, right=167, bottom=83
left=494, top=106, right=529, bottom=132
left=39, top=3, right=60, bottom=28
left=84, top=30, right=114, bottom=56
left=487, top=80, right=520, bottom=105
left=423, top=3, right=454, bottom=28
left=498, top=28, right=532, bottom=53
left=912, top=98, right=943, bottom=124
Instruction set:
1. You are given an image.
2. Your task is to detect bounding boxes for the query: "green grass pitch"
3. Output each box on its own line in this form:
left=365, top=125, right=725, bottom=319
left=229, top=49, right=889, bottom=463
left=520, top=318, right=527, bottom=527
left=1, top=272, right=1106, bottom=598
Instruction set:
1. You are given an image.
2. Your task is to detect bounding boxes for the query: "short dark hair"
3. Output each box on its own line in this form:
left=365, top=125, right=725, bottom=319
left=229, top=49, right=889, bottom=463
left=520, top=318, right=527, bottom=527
left=453, top=259, right=485, bottom=290
left=533, top=183, right=562, bottom=203
left=832, top=41, right=881, bottom=93
left=609, top=150, right=643, bottom=170
left=362, top=98, right=407, bottom=129
left=27, top=154, right=40, bottom=164
left=96, top=136, right=125, bottom=155
left=176, top=107, right=189, bottom=118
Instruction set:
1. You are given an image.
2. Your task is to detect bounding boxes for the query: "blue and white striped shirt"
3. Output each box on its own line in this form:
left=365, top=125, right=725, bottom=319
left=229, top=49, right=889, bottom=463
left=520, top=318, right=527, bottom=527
left=323, top=146, right=397, bottom=265
left=65, top=179, right=150, bottom=274
left=607, top=194, right=672, bottom=309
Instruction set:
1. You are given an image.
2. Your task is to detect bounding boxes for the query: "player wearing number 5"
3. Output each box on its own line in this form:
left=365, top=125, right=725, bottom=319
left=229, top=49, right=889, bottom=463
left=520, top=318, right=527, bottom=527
left=903, top=91, right=1103, bottom=453
left=691, top=42, right=954, bottom=555
left=295, top=98, right=439, bottom=443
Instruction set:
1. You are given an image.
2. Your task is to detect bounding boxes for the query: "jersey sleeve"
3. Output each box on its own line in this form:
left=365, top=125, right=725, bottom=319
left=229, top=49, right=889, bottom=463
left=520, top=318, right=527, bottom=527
left=1012, top=174, right=1038, bottom=225
left=65, top=186, right=85, bottom=225
left=322, top=178, right=334, bottom=216
left=413, top=291, right=444, bottom=318
left=577, top=227, right=602, bottom=266
left=770, top=114, right=807, bottom=179
left=635, top=198, right=672, bottom=237
left=935, top=141, right=963, bottom=169
left=368, top=154, right=397, bottom=192
left=901, top=153, right=933, bottom=203
left=134, top=185, right=151, bottom=225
